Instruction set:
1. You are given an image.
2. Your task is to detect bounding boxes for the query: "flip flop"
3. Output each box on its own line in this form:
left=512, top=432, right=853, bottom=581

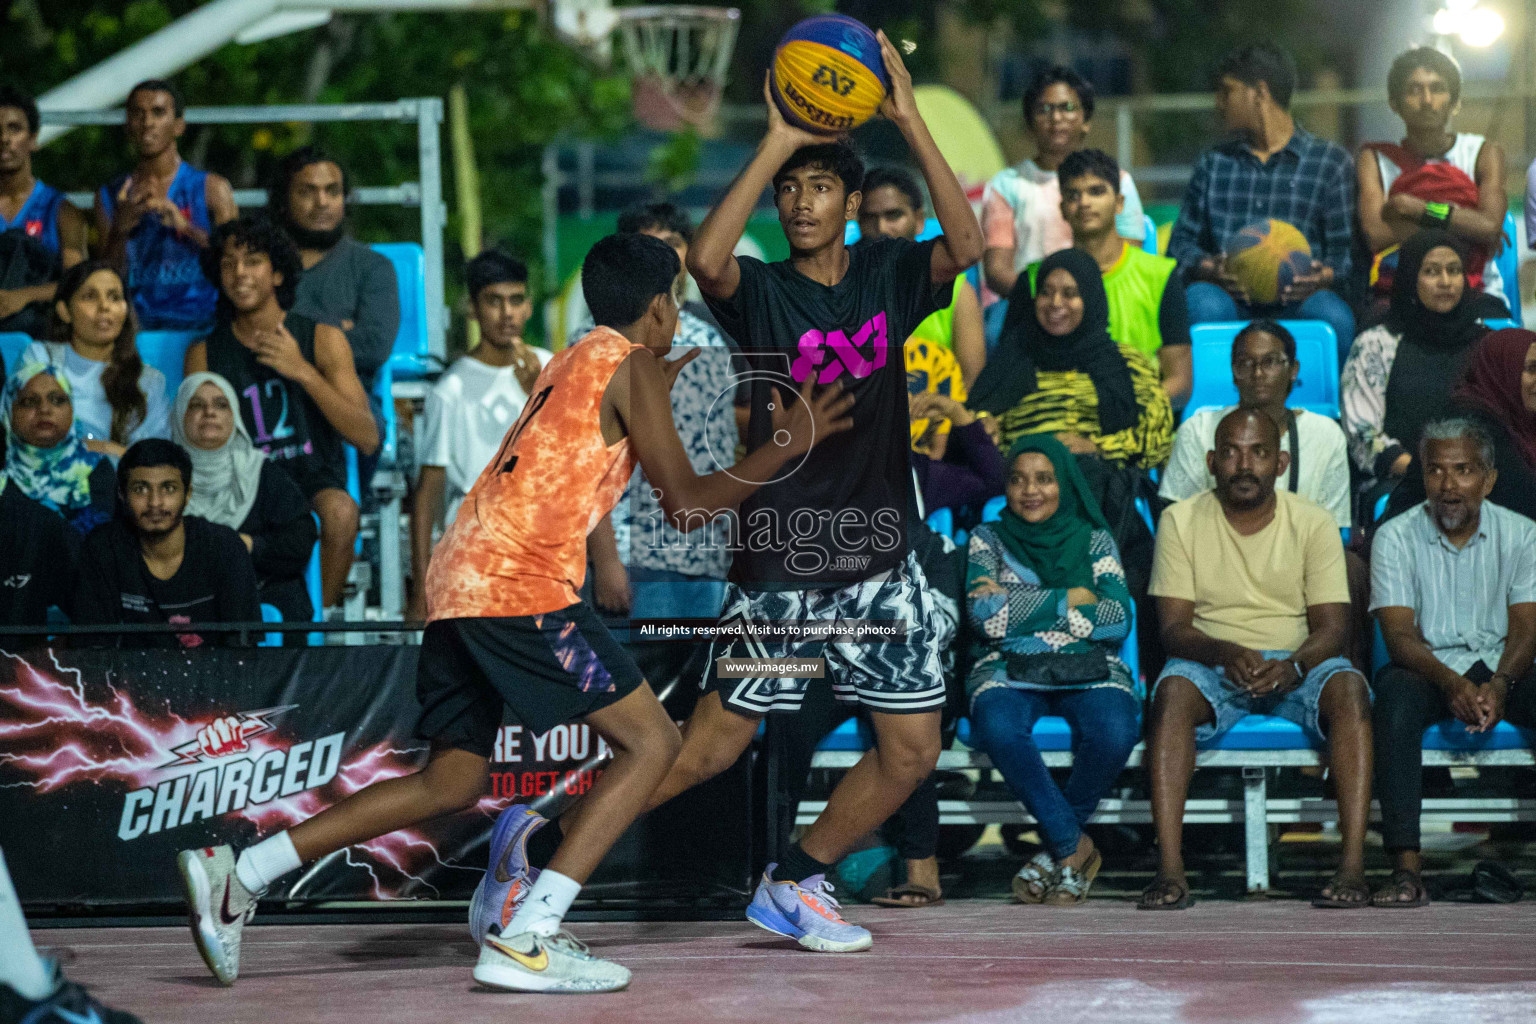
left=1137, top=877, right=1194, bottom=911
left=1312, top=877, right=1371, bottom=909
left=1371, top=869, right=1429, bottom=908
left=870, top=883, right=944, bottom=908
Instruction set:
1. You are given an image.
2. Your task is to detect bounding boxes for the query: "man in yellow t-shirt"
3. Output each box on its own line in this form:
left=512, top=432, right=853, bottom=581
left=1142, top=409, right=1372, bottom=911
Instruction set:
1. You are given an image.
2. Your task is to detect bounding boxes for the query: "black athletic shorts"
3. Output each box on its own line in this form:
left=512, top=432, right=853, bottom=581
left=278, top=452, right=348, bottom=502
left=415, top=605, right=645, bottom=758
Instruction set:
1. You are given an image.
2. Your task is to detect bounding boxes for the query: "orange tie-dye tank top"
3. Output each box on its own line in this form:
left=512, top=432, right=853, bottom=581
left=426, top=327, right=642, bottom=620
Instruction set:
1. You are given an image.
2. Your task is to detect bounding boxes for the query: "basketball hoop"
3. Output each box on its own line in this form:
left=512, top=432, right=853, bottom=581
left=550, top=1, right=739, bottom=133
left=619, top=6, right=740, bottom=134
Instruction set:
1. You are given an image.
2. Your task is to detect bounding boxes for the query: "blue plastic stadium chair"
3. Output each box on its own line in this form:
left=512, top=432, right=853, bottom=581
left=981, top=494, right=1005, bottom=523
left=370, top=242, right=434, bottom=380
left=136, top=330, right=200, bottom=398
left=1203, top=715, right=1314, bottom=751
left=0, top=331, right=29, bottom=377
left=1187, top=320, right=1340, bottom=419
left=1495, top=211, right=1521, bottom=323
left=1482, top=318, right=1520, bottom=332
left=924, top=506, right=954, bottom=540
left=258, top=603, right=283, bottom=648
left=843, top=216, right=944, bottom=247
left=1141, top=214, right=1158, bottom=255
left=1370, top=621, right=1531, bottom=750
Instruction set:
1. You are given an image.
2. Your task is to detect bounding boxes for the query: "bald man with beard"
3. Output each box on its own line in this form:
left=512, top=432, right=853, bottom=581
left=1141, top=409, right=1373, bottom=911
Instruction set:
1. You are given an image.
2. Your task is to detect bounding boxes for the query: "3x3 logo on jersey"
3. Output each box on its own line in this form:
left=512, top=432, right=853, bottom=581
left=789, top=312, right=888, bottom=385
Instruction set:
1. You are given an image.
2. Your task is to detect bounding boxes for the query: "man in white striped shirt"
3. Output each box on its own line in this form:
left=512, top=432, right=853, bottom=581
left=1369, top=416, right=1536, bottom=907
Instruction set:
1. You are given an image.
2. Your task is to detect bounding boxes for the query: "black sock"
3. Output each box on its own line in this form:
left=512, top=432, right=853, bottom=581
left=772, top=842, right=833, bottom=884
left=526, top=816, right=564, bottom=868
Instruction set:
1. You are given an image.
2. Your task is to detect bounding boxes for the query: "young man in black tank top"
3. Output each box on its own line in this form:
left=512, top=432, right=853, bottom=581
left=184, top=216, right=378, bottom=612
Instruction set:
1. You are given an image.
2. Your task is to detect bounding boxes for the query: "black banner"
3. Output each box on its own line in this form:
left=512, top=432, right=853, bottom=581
left=0, top=645, right=751, bottom=908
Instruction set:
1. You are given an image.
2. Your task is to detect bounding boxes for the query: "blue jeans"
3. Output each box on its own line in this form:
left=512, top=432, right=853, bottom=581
left=1185, top=281, right=1357, bottom=366
left=969, top=685, right=1142, bottom=860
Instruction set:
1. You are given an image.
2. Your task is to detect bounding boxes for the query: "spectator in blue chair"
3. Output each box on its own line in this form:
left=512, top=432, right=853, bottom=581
left=1167, top=44, right=1356, bottom=365
left=2, top=358, right=114, bottom=535
left=1370, top=416, right=1536, bottom=908
left=861, top=166, right=986, bottom=388
left=186, top=216, right=379, bottom=613
left=1162, top=320, right=1349, bottom=527
left=93, top=79, right=237, bottom=331
left=1342, top=231, right=1502, bottom=496
left=270, top=145, right=399, bottom=490
left=0, top=85, right=88, bottom=336
left=0, top=474, right=78, bottom=627
left=26, top=261, right=168, bottom=459
left=1039, top=148, right=1191, bottom=406
left=271, top=147, right=400, bottom=392
left=966, top=434, right=1139, bottom=905
left=981, top=66, right=1145, bottom=308
left=409, top=249, right=550, bottom=622
left=173, top=372, right=317, bottom=629
left=75, top=439, right=260, bottom=648
left=1358, top=48, right=1510, bottom=312
left=1385, top=329, right=1536, bottom=523
left=1144, top=408, right=1372, bottom=910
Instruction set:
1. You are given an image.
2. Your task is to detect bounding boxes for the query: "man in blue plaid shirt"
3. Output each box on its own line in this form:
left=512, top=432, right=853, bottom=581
left=1168, top=43, right=1357, bottom=365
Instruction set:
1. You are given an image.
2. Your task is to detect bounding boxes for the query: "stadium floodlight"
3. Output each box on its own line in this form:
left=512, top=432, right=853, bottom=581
left=1431, top=1, right=1506, bottom=48
left=36, top=0, right=538, bottom=144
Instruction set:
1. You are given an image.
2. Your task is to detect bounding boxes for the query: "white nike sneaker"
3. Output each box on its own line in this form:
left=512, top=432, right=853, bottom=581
left=473, top=929, right=631, bottom=993
left=177, top=845, right=258, bottom=985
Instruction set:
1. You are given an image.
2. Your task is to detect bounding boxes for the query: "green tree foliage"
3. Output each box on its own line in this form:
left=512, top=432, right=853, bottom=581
left=3, top=0, right=632, bottom=293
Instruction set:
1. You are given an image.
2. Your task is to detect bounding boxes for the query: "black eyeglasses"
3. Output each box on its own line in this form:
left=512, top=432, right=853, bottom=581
left=1033, top=101, right=1080, bottom=118
left=1233, top=355, right=1290, bottom=376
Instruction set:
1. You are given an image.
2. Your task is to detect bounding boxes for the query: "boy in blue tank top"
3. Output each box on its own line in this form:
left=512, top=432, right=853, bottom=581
left=93, top=79, right=238, bottom=331
left=0, top=86, right=88, bottom=333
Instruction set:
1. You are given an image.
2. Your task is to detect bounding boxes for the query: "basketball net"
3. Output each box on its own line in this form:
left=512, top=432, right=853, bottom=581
left=618, top=6, right=740, bottom=134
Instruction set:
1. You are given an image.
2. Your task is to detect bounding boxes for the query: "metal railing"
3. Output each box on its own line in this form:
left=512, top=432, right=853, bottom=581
left=39, top=99, right=448, bottom=363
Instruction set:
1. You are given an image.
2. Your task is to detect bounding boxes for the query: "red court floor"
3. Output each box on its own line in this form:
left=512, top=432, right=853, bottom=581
left=36, top=900, right=1536, bottom=1024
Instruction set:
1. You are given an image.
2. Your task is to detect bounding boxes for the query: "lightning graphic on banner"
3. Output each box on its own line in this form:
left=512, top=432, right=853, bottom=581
left=0, top=650, right=481, bottom=899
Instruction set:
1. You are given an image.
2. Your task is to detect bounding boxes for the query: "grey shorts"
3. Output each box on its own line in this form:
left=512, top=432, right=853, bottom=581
left=1155, top=650, right=1365, bottom=744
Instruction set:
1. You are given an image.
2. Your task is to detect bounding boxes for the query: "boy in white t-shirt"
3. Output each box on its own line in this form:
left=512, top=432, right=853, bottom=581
left=407, top=249, right=551, bottom=620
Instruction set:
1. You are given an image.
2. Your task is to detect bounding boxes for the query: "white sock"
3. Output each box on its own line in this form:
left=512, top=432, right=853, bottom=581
left=503, top=869, right=580, bottom=939
left=0, top=848, right=56, bottom=1001
left=235, top=832, right=302, bottom=895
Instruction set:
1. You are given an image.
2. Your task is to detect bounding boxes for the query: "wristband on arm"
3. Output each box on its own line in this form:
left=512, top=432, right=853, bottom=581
left=1419, top=201, right=1452, bottom=229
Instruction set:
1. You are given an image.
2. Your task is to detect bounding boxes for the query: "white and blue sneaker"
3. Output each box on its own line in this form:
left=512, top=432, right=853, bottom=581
left=745, top=865, right=872, bottom=952
left=468, top=804, right=546, bottom=942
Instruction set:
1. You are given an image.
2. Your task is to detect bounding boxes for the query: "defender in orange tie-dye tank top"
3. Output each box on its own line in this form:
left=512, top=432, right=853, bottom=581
left=426, top=326, right=644, bottom=620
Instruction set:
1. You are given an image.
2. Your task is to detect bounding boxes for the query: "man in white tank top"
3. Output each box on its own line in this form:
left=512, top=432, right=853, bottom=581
left=1356, top=47, right=1509, bottom=303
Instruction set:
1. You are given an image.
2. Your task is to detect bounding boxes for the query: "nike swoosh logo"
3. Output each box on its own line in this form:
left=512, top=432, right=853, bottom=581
left=486, top=936, right=548, bottom=972
left=220, top=879, right=242, bottom=925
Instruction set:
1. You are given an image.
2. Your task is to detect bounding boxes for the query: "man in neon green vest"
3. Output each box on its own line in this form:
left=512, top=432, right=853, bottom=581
left=1025, top=149, right=1192, bottom=407
left=858, top=167, right=985, bottom=458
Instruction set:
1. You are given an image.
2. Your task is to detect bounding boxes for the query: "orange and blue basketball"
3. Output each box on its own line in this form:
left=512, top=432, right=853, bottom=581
left=771, top=15, right=888, bottom=134
left=1224, top=219, right=1313, bottom=306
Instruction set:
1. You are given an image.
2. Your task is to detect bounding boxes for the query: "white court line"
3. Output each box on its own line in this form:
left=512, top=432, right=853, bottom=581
left=610, top=951, right=1536, bottom=972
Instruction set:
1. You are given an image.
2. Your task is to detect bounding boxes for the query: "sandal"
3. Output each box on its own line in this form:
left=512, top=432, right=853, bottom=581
left=1044, top=848, right=1103, bottom=906
left=1312, top=874, right=1371, bottom=909
left=1137, top=876, right=1194, bottom=911
left=1473, top=861, right=1524, bottom=904
left=1011, top=852, right=1058, bottom=904
left=1372, top=869, right=1429, bottom=909
left=871, top=883, right=944, bottom=908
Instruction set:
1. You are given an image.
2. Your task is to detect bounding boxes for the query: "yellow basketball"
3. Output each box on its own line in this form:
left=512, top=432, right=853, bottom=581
left=771, top=15, right=888, bottom=133
left=1224, top=219, right=1313, bottom=306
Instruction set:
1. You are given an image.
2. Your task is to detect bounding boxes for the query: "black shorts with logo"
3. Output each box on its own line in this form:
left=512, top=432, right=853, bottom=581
left=415, top=604, right=645, bottom=758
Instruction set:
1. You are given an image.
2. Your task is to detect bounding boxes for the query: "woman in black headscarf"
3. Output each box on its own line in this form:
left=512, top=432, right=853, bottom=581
left=969, top=249, right=1172, bottom=469
left=1342, top=229, right=1507, bottom=491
